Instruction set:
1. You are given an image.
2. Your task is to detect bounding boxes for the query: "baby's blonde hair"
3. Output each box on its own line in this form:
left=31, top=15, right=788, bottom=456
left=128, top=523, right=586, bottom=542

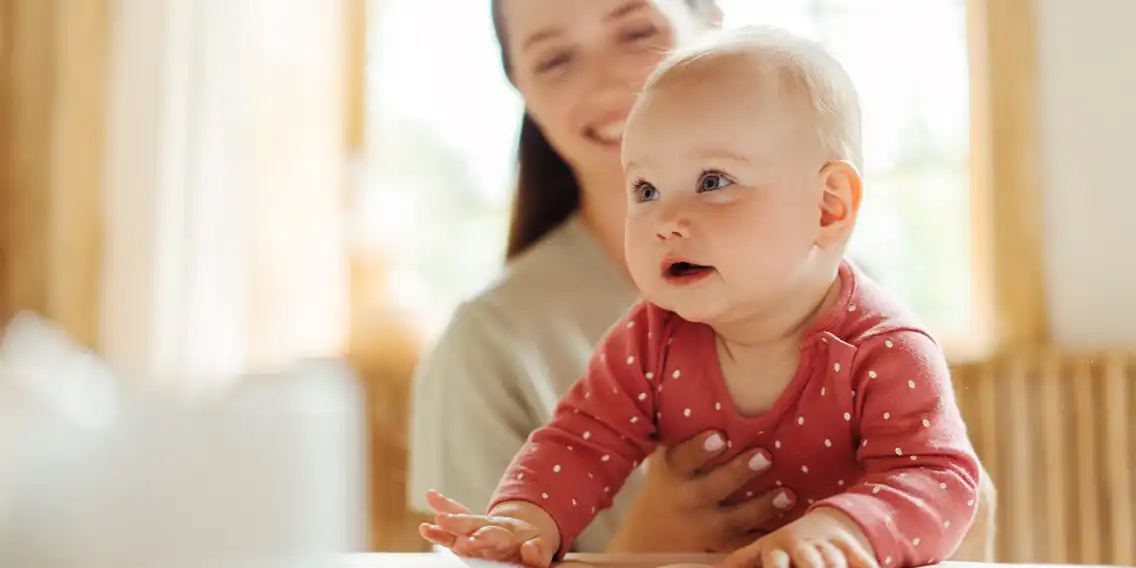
left=643, top=25, right=863, bottom=171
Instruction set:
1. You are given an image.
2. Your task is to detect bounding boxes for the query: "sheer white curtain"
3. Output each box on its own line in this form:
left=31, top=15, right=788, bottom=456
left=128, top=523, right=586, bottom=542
left=100, top=0, right=351, bottom=388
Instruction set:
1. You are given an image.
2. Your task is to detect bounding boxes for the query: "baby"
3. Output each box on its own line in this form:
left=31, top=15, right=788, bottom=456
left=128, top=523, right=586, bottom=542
left=421, top=25, right=980, bottom=568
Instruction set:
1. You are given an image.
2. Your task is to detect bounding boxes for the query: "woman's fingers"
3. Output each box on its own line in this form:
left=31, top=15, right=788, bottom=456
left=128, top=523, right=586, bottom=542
left=722, top=488, right=795, bottom=534
left=694, top=448, right=774, bottom=505
left=665, top=430, right=730, bottom=477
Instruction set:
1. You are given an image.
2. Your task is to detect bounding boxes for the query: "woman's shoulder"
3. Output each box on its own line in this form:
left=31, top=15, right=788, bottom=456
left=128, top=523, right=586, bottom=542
left=422, top=217, right=638, bottom=379
left=471, top=216, right=636, bottom=324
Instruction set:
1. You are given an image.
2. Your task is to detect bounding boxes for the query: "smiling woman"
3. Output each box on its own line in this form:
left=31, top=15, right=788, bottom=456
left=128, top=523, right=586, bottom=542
left=363, top=0, right=976, bottom=352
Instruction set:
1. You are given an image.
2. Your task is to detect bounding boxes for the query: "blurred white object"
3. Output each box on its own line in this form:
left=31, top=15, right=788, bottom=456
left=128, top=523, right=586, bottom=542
left=0, top=311, right=120, bottom=429
left=0, top=312, right=121, bottom=534
left=0, top=313, right=369, bottom=568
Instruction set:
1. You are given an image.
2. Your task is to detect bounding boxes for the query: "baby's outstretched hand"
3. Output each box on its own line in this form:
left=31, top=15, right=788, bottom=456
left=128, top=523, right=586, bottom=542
left=419, top=490, right=560, bottom=567
left=719, top=509, right=879, bottom=568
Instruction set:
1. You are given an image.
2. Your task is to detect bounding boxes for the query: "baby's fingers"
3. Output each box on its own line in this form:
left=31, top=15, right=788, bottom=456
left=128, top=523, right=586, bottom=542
left=418, top=523, right=457, bottom=548
left=818, top=542, right=849, bottom=568
left=718, top=538, right=763, bottom=568
left=435, top=513, right=496, bottom=536
left=450, top=535, right=481, bottom=558
left=519, top=537, right=556, bottom=568
left=789, top=544, right=825, bottom=568
left=834, top=538, right=879, bottom=568
left=468, top=526, right=520, bottom=559
left=762, top=548, right=791, bottom=568
left=426, top=490, right=472, bottom=516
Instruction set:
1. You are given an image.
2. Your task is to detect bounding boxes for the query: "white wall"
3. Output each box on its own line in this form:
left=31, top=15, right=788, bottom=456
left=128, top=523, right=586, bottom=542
left=1037, top=0, right=1136, bottom=347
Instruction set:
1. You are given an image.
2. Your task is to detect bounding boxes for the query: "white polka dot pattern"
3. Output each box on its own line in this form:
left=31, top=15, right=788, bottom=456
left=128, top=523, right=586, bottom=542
left=486, top=281, right=980, bottom=567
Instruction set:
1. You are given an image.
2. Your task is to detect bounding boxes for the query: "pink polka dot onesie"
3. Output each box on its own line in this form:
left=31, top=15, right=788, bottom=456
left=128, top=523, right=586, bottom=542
left=489, top=262, right=981, bottom=567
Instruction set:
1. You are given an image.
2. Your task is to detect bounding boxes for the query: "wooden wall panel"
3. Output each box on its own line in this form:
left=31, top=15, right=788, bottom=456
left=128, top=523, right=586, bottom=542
left=953, top=350, right=1136, bottom=564
left=1, top=0, right=12, bottom=324
left=0, top=0, right=106, bottom=345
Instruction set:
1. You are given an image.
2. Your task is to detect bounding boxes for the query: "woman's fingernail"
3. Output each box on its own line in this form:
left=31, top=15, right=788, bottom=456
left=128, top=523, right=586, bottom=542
left=749, top=450, right=772, bottom=471
left=704, top=433, right=726, bottom=451
left=773, top=489, right=796, bottom=510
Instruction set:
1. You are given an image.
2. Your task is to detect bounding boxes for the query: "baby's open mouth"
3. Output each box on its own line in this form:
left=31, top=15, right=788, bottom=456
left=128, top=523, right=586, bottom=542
left=666, top=261, right=712, bottom=277
left=663, top=261, right=715, bottom=284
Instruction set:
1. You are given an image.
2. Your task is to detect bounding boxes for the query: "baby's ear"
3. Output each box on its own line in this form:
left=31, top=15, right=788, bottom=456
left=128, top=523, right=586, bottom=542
left=815, top=161, right=862, bottom=249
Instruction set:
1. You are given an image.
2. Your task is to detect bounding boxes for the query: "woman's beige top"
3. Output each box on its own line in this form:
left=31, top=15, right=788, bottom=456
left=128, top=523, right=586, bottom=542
left=408, top=215, right=641, bottom=553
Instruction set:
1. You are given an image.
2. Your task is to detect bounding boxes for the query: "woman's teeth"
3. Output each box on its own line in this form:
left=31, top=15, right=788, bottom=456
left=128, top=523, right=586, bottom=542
left=589, top=122, right=624, bottom=145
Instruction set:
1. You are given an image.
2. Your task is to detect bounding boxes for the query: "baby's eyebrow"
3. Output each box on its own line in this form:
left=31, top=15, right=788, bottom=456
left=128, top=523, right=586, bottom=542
left=700, top=149, right=751, bottom=164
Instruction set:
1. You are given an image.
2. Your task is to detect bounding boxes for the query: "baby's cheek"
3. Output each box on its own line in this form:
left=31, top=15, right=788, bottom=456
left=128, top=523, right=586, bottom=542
left=624, top=238, right=661, bottom=292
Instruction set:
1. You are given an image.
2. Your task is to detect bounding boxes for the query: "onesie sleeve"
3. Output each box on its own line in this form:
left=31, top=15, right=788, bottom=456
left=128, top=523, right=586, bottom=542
left=808, top=330, right=981, bottom=567
left=488, top=301, right=669, bottom=558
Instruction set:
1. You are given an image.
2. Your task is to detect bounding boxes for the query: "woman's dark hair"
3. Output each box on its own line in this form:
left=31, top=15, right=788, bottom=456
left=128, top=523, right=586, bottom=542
left=492, top=0, right=710, bottom=261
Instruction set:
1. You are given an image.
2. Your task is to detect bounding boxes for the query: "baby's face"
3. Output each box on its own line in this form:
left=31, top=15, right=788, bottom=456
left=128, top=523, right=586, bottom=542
left=621, top=58, right=832, bottom=324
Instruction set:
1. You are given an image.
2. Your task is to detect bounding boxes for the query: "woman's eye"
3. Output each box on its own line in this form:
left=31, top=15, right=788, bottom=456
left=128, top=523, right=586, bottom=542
left=622, top=26, right=658, bottom=43
left=635, top=183, right=660, bottom=202
left=535, top=53, right=572, bottom=74
left=698, top=173, right=732, bottom=192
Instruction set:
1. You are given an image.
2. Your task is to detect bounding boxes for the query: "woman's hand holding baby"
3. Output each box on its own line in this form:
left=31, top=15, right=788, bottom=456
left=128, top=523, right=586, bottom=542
left=609, top=431, right=787, bottom=554
left=419, top=490, right=561, bottom=567
left=719, top=509, right=879, bottom=568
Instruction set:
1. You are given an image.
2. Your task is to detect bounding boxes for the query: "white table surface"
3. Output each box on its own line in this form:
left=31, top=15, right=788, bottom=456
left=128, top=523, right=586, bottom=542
left=332, top=552, right=1095, bottom=568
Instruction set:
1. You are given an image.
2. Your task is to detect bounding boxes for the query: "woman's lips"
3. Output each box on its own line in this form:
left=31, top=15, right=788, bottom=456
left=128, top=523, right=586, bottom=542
left=585, top=121, right=624, bottom=148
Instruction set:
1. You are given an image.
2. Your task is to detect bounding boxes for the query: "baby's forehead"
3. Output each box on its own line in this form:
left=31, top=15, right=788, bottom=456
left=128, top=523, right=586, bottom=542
left=622, top=51, right=825, bottom=168
left=641, top=52, right=808, bottom=114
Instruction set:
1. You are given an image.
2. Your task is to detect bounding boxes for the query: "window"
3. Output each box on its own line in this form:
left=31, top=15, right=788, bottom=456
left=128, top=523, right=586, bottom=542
left=362, top=0, right=975, bottom=346
left=362, top=0, right=521, bottom=336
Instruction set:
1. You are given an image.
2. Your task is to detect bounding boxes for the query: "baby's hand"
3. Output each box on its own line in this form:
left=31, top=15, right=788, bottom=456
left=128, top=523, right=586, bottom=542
left=719, top=509, right=879, bottom=568
left=419, top=490, right=560, bottom=567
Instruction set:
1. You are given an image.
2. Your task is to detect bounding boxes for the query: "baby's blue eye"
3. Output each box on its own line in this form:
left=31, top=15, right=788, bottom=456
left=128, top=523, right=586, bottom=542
left=698, top=173, right=732, bottom=192
left=636, top=183, right=660, bottom=202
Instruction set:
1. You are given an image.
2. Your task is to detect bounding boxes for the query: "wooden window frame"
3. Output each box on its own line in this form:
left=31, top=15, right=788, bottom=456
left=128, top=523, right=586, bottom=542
left=956, top=0, right=1046, bottom=362
left=0, top=0, right=108, bottom=347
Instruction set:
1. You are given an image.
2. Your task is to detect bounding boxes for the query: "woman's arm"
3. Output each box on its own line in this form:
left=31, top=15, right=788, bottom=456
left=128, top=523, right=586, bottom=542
left=407, top=301, right=534, bottom=516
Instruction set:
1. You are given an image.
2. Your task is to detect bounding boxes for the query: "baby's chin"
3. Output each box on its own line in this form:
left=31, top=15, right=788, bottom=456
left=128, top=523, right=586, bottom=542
left=646, top=292, right=729, bottom=325
left=672, top=305, right=729, bottom=325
